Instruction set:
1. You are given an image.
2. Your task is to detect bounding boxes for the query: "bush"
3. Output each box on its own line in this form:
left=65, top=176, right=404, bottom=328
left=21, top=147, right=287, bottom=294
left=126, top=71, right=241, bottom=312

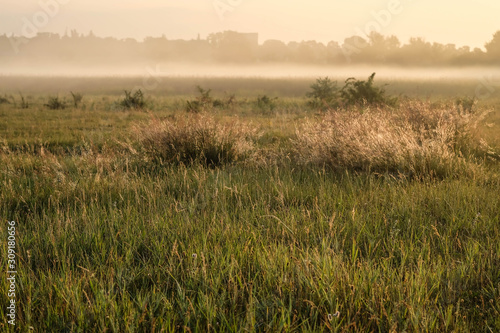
left=306, top=77, right=338, bottom=109
left=340, top=73, right=396, bottom=107
left=0, top=95, right=9, bottom=104
left=135, top=113, right=255, bottom=167
left=120, top=90, right=146, bottom=110
left=44, top=96, right=65, bottom=110
left=292, top=100, right=490, bottom=177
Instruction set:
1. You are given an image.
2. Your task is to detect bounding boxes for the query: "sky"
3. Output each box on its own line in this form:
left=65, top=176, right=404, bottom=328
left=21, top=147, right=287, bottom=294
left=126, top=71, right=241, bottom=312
left=1, top=0, right=499, bottom=49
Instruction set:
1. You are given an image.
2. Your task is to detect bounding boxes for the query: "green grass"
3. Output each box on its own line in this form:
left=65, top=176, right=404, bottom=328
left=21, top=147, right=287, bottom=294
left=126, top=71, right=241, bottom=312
left=0, top=77, right=499, bottom=332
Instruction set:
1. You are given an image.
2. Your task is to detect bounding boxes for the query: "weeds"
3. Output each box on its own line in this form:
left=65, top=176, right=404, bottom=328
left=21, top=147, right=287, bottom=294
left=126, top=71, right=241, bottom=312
left=340, top=72, right=396, bottom=107
left=18, top=93, right=30, bottom=109
left=186, top=86, right=214, bottom=113
left=44, top=96, right=65, bottom=110
left=120, top=89, right=146, bottom=110
left=70, top=91, right=83, bottom=108
left=307, top=74, right=396, bottom=109
left=256, top=94, right=278, bottom=113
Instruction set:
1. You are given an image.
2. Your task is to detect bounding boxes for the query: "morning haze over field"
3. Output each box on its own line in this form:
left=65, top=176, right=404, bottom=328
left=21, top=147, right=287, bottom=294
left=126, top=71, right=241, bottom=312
left=1, top=0, right=500, bottom=77
left=1, top=1, right=500, bottom=332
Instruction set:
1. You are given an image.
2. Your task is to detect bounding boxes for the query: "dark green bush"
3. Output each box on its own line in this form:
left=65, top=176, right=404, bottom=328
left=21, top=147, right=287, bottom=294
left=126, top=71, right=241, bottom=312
left=340, top=73, right=396, bottom=107
left=306, top=77, right=339, bottom=109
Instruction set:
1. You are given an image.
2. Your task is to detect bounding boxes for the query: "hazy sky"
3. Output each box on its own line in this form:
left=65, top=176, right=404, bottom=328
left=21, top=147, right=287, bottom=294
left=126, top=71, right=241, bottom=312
left=1, top=0, right=499, bottom=49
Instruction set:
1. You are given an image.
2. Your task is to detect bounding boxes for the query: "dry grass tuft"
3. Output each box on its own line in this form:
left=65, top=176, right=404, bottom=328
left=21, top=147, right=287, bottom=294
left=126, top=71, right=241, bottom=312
left=135, top=113, right=256, bottom=166
left=293, top=101, right=494, bottom=177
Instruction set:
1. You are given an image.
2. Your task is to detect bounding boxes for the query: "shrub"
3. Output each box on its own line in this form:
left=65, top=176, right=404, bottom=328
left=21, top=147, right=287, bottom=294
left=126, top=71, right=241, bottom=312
left=340, top=73, right=396, bottom=107
left=44, top=96, right=65, bottom=110
left=306, top=77, right=338, bottom=109
left=120, top=90, right=146, bottom=110
left=0, top=95, right=9, bottom=104
left=292, top=100, right=491, bottom=177
left=135, top=113, right=255, bottom=167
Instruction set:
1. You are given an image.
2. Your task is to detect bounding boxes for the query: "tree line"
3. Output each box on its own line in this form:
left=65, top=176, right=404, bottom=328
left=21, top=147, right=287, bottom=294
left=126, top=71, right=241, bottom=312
left=1, top=30, right=499, bottom=66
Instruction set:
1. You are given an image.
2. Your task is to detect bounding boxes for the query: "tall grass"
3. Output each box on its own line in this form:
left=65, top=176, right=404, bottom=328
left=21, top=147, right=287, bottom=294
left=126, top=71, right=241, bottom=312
left=134, top=113, right=256, bottom=167
left=293, top=100, right=494, bottom=178
left=0, top=93, right=498, bottom=332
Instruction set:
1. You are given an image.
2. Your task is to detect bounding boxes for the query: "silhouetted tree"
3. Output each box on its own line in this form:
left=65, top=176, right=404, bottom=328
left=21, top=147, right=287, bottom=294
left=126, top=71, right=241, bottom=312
left=260, top=40, right=289, bottom=61
left=485, top=31, right=500, bottom=62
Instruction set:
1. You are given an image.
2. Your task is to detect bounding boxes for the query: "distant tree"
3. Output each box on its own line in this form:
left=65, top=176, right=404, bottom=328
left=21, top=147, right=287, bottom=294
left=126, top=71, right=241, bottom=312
left=485, top=31, right=500, bottom=61
left=326, top=41, right=342, bottom=63
left=260, top=39, right=289, bottom=61
left=341, top=35, right=369, bottom=63
left=397, top=37, right=433, bottom=65
left=365, top=32, right=401, bottom=63
left=208, top=31, right=257, bottom=62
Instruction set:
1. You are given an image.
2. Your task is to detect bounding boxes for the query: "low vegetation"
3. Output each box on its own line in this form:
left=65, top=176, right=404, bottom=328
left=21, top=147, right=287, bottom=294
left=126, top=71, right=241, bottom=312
left=0, top=77, right=499, bottom=332
left=70, top=91, right=84, bottom=108
left=306, top=76, right=339, bottom=109
left=44, top=96, right=66, bottom=110
left=19, top=93, right=29, bottom=109
left=307, top=73, right=396, bottom=110
left=293, top=100, right=492, bottom=177
left=119, top=89, right=146, bottom=110
left=135, top=113, right=255, bottom=166
left=340, top=72, right=396, bottom=107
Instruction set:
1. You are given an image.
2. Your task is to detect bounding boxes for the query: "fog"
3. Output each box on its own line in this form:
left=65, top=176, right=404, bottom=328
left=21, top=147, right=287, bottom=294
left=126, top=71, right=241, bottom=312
left=2, top=63, right=500, bottom=81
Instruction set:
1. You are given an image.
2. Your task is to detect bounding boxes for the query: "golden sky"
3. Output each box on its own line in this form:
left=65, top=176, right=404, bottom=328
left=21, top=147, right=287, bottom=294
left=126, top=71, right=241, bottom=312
left=1, top=0, right=499, bottom=49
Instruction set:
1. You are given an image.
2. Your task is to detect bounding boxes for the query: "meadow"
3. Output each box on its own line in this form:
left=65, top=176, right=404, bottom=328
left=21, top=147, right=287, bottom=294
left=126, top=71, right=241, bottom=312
left=0, top=75, right=499, bottom=332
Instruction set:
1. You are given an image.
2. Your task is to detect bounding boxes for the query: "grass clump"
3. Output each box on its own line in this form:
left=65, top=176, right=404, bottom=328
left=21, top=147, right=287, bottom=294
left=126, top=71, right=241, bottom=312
left=293, top=100, right=492, bottom=177
left=120, top=89, right=146, bottom=110
left=135, top=113, right=255, bottom=166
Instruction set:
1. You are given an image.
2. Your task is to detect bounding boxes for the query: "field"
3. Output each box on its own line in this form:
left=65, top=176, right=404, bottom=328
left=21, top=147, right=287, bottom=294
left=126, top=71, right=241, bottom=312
left=0, top=75, right=499, bottom=332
